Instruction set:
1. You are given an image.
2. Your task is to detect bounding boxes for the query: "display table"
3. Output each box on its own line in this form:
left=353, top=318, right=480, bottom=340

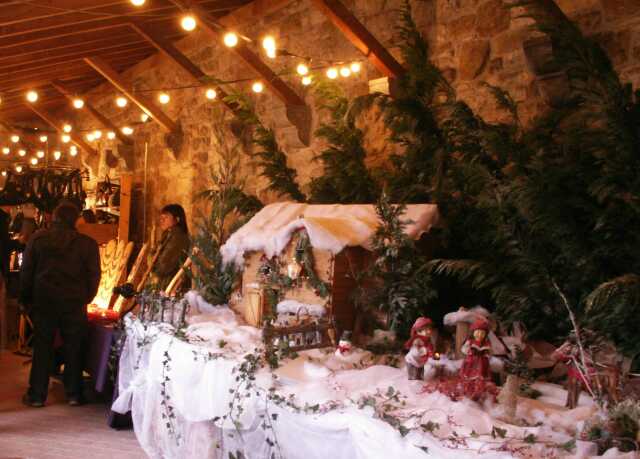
left=111, top=293, right=606, bottom=459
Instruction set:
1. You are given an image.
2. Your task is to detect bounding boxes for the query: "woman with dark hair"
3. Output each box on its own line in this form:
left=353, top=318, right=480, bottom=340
left=150, top=204, right=190, bottom=290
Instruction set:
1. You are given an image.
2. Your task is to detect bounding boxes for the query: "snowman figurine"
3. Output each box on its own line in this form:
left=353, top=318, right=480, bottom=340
left=335, top=330, right=353, bottom=357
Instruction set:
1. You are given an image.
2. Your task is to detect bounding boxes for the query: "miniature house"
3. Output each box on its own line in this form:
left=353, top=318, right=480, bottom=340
left=221, top=202, right=440, bottom=337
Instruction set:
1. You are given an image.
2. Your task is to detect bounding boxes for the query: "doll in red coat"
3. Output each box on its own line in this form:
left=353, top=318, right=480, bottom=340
left=459, top=318, right=496, bottom=400
left=404, top=317, right=435, bottom=380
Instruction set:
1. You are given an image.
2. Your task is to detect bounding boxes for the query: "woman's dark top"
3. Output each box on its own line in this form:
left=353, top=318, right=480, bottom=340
left=151, top=226, right=190, bottom=290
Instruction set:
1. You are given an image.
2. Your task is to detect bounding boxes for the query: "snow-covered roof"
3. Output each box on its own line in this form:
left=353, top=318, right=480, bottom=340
left=221, top=202, right=440, bottom=265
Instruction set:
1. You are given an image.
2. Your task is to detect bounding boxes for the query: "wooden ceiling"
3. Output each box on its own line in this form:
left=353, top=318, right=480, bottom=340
left=0, top=0, right=252, bottom=126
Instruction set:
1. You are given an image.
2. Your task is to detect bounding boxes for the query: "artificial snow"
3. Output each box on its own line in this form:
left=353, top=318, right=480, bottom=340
left=276, top=299, right=326, bottom=317
left=220, top=202, right=440, bottom=265
left=115, top=292, right=619, bottom=459
left=443, top=305, right=491, bottom=326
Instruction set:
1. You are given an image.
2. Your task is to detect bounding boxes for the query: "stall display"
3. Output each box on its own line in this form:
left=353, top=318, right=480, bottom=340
left=112, top=292, right=605, bottom=459
left=87, top=239, right=134, bottom=320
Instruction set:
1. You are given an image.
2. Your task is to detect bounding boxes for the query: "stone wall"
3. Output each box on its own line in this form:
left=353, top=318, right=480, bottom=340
left=72, top=0, right=640, bottom=242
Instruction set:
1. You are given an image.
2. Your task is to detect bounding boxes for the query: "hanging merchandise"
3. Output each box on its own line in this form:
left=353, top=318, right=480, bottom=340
left=0, top=168, right=87, bottom=212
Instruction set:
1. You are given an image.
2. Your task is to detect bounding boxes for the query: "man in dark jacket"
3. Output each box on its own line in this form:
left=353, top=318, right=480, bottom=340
left=20, top=202, right=101, bottom=407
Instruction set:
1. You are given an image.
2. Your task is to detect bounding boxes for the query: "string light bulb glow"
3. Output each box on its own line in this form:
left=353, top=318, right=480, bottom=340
left=326, top=67, right=338, bottom=79
left=39, top=135, right=48, bottom=142
left=15, top=165, right=22, bottom=173
left=61, top=134, right=71, bottom=143
left=158, top=93, right=170, bottom=104
left=93, top=130, right=102, bottom=139
left=130, top=0, right=145, bottom=6
left=26, top=90, right=38, bottom=102
left=121, top=126, right=134, bottom=135
left=350, top=62, right=361, bottom=73
left=1, top=171, right=5, bottom=177
left=223, top=32, right=238, bottom=47
left=18, top=149, right=26, bottom=157
left=36, top=150, right=45, bottom=158
left=296, top=63, right=309, bottom=76
left=73, top=98, right=84, bottom=109
left=205, top=88, right=217, bottom=100
left=107, top=131, right=116, bottom=139
left=63, top=124, right=72, bottom=133
left=86, top=133, right=95, bottom=142
left=180, top=14, right=197, bottom=31
left=140, top=113, right=149, bottom=122
left=53, top=150, right=61, bottom=160
left=116, top=96, right=128, bottom=107
left=302, top=75, right=312, bottom=86
left=339, top=66, right=351, bottom=77
left=70, top=146, right=78, bottom=156
left=10, top=135, right=19, bottom=143
left=252, top=81, right=264, bottom=93
left=262, top=36, right=276, bottom=58
left=2, top=147, right=9, bottom=155
left=30, top=158, right=38, bottom=166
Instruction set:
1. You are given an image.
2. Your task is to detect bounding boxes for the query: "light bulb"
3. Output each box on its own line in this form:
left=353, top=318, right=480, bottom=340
left=70, top=146, right=78, bottom=156
left=26, top=90, right=38, bottom=102
left=62, top=134, right=71, bottom=143
left=262, top=36, right=276, bottom=51
left=73, top=98, right=84, bottom=109
left=340, top=66, right=351, bottom=77
left=265, top=47, right=277, bottom=59
left=86, top=133, right=95, bottom=142
left=107, top=131, right=116, bottom=139
left=2, top=147, right=9, bottom=154
left=302, top=75, right=312, bottom=86
left=10, top=135, right=19, bottom=143
left=140, top=113, right=149, bottom=122
left=181, top=14, right=197, bottom=32
left=121, top=126, right=134, bottom=135
left=36, top=150, right=45, bottom=158
left=53, top=150, right=61, bottom=160
left=223, top=32, right=238, bottom=47
left=205, top=88, right=217, bottom=100
left=296, top=63, right=309, bottom=76
left=158, top=93, right=170, bottom=104
left=93, top=130, right=102, bottom=139
left=252, top=81, right=264, bottom=93
left=63, top=124, right=72, bottom=133
left=39, top=135, right=48, bottom=142
left=1, top=171, right=6, bottom=177
left=350, top=62, right=361, bottom=73
left=30, top=158, right=38, bottom=165
left=18, top=149, right=26, bottom=157
left=15, top=165, right=22, bottom=173
left=326, top=67, right=338, bottom=79
left=116, top=96, right=128, bottom=107
left=130, top=0, right=145, bottom=6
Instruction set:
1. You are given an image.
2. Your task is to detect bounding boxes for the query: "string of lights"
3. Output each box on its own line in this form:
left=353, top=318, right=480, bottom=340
left=1, top=0, right=369, bottom=175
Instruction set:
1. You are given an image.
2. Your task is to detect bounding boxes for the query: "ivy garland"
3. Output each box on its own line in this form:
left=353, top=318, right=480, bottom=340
left=257, top=229, right=331, bottom=319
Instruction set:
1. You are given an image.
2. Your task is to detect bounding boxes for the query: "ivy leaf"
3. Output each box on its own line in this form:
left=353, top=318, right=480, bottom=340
left=421, top=421, right=440, bottom=433
left=558, top=439, right=576, bottom=452
left=523, top=433, right=537, bottom=444
left=491, top=426, right=507, bottom=439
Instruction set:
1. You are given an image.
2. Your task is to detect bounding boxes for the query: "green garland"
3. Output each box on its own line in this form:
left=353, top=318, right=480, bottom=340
left=258, top=229, right=331, bottom=319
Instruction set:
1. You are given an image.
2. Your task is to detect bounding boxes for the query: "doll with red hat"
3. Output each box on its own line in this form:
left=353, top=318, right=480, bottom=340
left=404, top=317, right=435, bottom=380
left=460, top=318, right=492, bottom=381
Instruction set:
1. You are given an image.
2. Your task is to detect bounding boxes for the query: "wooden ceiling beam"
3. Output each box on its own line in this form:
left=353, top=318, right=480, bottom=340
left=84, top=56, right=177, bottom=132
left=309, top=0, right=404, bottom=78
left=0, top=52, right=153, bottom=86
left=25, top=104, right=97, bottom=156
left=128, top=21, right=241, bottom=114
left=0, top=43, right=154, bottom=74
left=51, top=80, right=132, bottom=146
left=172, top=0, right=306, bottom=108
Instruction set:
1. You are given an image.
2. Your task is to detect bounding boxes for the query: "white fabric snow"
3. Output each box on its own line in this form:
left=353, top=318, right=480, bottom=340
left=220, top=202, right=440, bottom=265
left=114, top=293, right=605, bottom=459
left=276, top=299, right=326, bottom=317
